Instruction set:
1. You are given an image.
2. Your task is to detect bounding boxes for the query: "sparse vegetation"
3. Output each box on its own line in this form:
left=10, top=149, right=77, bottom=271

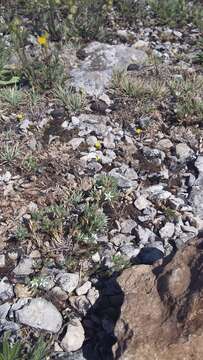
left=170, top=75, right=203, bottom=122
left=0, top=143, right=20, bottom=164
left=0, top=332, right=48, bottom=360
left=112, top=71, right=168, bottom=100
left=112, top=254, right=130, bottom=272
left=148, top=0, right=203, bottom=29
left=0, top=86, right=25, bottom=109
left=24, top=177, right=118, bottom=249
left=76, top=204, right=108, bottom=243
left=91, top=175, right=119, bottom=204
left=0, top=332, right=21, bottom=360
left=22, top=155, right=38, bottom=173
left=149, top=0, right=188, bottom=26
left=15, top=225, right=29, bottom=241
left=0, top=0, right=202, bottom=356
left=54, top=85, right=87, bottom=114
left=114, top=0, right=147, bottom=24
left=162, top=207, right=178, bottom=222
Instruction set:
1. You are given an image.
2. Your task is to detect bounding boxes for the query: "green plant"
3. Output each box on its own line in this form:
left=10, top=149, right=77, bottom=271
left=196, top=51, right=203, bottom=65
left=28, top=337, right=47, bottom=360
left=0, top=143, right=20, bottom=164
left=149, top=0, right=188, bottom=26
left=112, top=71, right=148, bottom=98
left=114, top=0, right=147, bottom=25
left=162, top=206, right=178, bottom=221
left=170, top=75, right=203, bottom=122
left=195, top=37, right=203, bottom=65
left=65, top=256, right=78, bottom=271
left=112, top=71, right=167, bottom=100
left=54, top=85, right=87, bottom=114
left=31, top=204, right=69, bottom=246
left=112, top=70, right=127, bottom=89
left=26, top=88, right=41, bottom=112
left=91, top=175, right=119, bottom=204
left=10, top=16, right=65, bottom=91
left=29, top=276, right=50, bottom=290
left=15, top=225, right=29, bottom=241
left=64, top=0, right=110, bottom=40
left=23, top=156, right=38, bottom=172
left=0, top=332, right=21, bottom=360
left=0, top=40, right=20, bottom=87
left=23, top=54, right=65, bottom=92
left=150, top=79, right=168, bottom=99
left=0, top=332, right=48, bottom=360
left=112, top=254, right=129, bottom=272
left=148, top=0, right=203, bottom=29
left=0, top=86, right=25, bottom=109
left=76, top=203, right=108, bottom=243
left=69, top=190, right=84, bottom=206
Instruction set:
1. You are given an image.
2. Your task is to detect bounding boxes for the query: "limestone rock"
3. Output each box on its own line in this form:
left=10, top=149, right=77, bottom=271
left=70, top=42, right=147, bottom=96
left=0, top=277, right=14, bottom=301
left=175, top=143, right=194, bottom=162
left=15, top=298, right=62, bottom=333
left=13, top=257, right=34, bottom=276
left=56, top=272, right=79, bottom=294
left=61, top=319, right=85, bottom=352
left=159, top=222, right=175, bottom=240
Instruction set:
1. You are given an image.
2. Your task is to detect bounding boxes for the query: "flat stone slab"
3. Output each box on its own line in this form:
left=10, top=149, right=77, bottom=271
left=15, top=298, right=62, bottom=333
left=70, top=41, right=147, bottom=96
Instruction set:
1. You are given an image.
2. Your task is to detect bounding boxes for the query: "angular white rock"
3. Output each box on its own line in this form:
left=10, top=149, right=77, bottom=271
left=134, top=195, right=151, bottom=211
left=56, top=272, right=79, bottom=293
left=0, top=277, right=14, bottom=301
left=159, top=222, right=175, bottom=240
left=15, top=298, right=62, bottom=333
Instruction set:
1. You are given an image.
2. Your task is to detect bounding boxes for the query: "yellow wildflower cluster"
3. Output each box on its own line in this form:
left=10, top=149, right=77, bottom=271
left=135, top=128, right=142, bottom=135
left=95, top=141, right=102, bottom=150
left=37, top=32, right=49, bottom=47
left=16, top=113, right=24, bottom=121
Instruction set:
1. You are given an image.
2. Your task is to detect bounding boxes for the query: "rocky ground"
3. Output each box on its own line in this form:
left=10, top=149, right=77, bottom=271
left=0, top=1, right=203, bottom=359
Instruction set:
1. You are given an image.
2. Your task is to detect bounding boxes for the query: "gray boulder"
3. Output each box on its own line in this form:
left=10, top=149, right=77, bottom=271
left=70, top=42, right=147, bottom=96
left=15, top=298, right=62, bottom=333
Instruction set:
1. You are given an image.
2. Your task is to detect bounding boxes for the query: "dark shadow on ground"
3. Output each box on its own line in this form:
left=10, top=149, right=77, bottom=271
left=82, top=272, right=124, bottom=360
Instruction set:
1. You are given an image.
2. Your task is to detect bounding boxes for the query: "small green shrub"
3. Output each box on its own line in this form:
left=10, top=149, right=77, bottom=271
left=149, top=0, right=203, bottom=29
left=112, top=71, right=167, bottom=100
left=170, top=75, right=203, bottom=122
left=28, top=337, right=48, bottom=360
left=0, top=40, right=19, bottom=87
left=23, top=54, right=66, bottom=92
left=15, top=225, right=29, bottom=241
left=0, top=86, right=25, bottom=109
left=114, top=0, right=147, bottom=24
left=76, top=203, right=108, bottom=243
left=91, top=175, right=119, bottom=204
left=112, top=254, right=130, bottom=272
left=22, top=156, right=38, bottom=173
left=0, top=333, right=47, bottom=360
left=0, top=332, right=21, bottom=360
left=0, top=143, right=20, bottom=164
left=149, top=0, right=188, bottom=26
left=54, top=85, right=87, bottom=114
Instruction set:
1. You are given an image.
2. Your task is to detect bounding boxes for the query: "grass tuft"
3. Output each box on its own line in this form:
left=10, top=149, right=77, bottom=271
left=54, top=85, right=87, bottom=114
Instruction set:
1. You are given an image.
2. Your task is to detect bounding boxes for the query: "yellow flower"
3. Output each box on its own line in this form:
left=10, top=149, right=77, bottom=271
left=135, top=128, right=142, bottom=135
left=95, top=155, right=100, bottom=162
left=16, top=113, right=24, bottom=121
left=37, top=33, right=48, bottom=47
left=95, top=141, right=102, bottom=150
